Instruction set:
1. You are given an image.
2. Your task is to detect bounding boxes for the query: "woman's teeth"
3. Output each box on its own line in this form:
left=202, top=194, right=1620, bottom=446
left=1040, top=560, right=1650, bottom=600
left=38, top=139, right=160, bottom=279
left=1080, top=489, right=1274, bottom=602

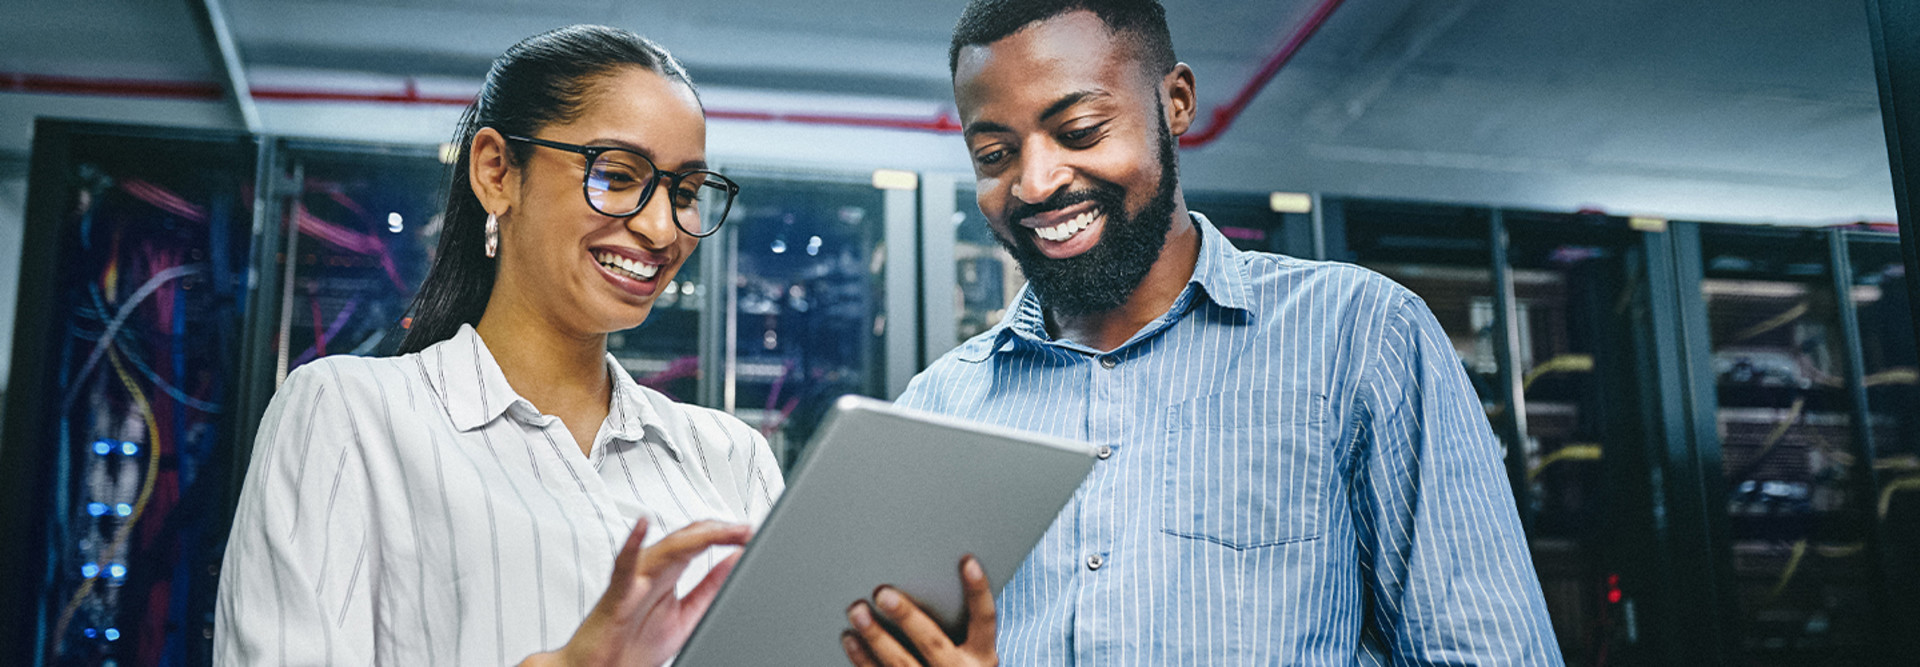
left=594, top=251, right=660, bottom=281
left=1034, top=210, right=1098, bottom=242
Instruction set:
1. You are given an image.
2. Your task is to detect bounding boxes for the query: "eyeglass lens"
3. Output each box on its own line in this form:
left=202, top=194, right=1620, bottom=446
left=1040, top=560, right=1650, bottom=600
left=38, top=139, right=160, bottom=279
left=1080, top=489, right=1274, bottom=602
left=584, top=149, right=735, bottom=236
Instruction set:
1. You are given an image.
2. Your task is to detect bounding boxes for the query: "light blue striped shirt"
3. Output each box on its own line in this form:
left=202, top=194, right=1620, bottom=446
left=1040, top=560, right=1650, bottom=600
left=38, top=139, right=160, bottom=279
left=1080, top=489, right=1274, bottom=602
left=896, top=213, right=1562, bottom=665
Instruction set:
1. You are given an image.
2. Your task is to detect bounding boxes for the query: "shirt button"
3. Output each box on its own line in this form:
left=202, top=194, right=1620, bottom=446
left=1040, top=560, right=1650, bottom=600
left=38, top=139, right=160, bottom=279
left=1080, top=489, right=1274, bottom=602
left=1096, top=445, right=1113, bottom=460
left=1099, top=357, right=1118, bottom=369
left=1086, top=554, right=1105, bottom=571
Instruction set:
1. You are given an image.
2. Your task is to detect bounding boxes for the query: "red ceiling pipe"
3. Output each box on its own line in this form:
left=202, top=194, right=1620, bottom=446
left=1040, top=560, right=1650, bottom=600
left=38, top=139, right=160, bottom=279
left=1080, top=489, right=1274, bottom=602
left=1179, top=0, right=1346, bottom=149
left=0, top=0, right=1339, bottom=143
left=2, top=72, right=223, bottom=100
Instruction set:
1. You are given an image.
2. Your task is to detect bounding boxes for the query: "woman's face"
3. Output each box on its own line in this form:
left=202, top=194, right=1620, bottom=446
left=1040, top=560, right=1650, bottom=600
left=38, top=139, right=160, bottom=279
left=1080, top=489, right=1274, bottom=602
left=491, top=66, right=708, bottom=336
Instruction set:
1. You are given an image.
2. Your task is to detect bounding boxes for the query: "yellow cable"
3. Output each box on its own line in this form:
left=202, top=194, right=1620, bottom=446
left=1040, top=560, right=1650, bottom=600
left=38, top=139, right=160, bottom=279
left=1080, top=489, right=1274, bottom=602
left=1865, top=367, right=1919, bottom=387
left=1740, top=397, right=1805, bottom=476
left=48, top=347, right=163, bottom=655
left=1527, top=444, right=1603, bottom=482
left=1880, top=474, right=1920, bottom=520
left=1521, top=354, right=1595, bottom=393
left=1733, top=301, right=1810, bottom=344
left=1767, top=540, right=1809, bottom=601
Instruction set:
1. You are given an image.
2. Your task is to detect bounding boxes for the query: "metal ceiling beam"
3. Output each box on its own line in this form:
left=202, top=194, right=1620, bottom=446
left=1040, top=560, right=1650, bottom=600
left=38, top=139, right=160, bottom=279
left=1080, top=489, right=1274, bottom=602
left=188, top=0, right=261, bottom=133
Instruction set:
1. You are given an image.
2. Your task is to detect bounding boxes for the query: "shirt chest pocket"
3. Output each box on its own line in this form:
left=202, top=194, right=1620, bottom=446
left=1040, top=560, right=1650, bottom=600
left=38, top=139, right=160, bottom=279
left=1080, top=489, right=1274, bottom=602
left=1161, top=389, right=1331, bottom=550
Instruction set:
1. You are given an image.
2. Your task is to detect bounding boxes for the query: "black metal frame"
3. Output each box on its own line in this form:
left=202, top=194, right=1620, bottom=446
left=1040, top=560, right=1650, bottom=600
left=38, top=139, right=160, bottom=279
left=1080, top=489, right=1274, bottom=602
left=1866, top=0, right=1920, bottom=359
left=1487, top=209, right=1534, bottom=527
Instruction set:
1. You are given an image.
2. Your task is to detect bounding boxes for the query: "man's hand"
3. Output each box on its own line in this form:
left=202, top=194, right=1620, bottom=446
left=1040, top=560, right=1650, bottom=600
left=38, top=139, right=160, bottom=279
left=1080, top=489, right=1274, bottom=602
left=841, top=555, right=999, bottom=667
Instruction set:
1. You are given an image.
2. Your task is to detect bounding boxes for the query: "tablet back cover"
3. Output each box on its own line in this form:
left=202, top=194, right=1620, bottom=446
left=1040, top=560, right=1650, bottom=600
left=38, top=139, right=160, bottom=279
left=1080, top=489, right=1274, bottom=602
left=675, top=396, right=1094, bottom=666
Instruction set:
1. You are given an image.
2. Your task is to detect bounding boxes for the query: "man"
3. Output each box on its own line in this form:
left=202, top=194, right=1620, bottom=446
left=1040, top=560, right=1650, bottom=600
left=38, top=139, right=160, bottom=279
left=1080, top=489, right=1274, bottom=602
left=842, top=0, right=1562, bottom=664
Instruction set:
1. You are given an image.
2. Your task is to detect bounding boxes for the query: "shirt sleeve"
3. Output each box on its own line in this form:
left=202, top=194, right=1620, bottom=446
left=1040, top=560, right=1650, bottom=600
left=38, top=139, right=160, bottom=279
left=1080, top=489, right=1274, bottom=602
left=1348, top=294, right=1563, bottom=665
left=214, top=362, right=375, bottom=666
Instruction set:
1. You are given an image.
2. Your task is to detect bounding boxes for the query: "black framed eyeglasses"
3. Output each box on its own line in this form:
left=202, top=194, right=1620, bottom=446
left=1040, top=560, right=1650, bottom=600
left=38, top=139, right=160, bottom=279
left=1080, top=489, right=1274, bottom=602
left=503, top=134, right=738, bottom=238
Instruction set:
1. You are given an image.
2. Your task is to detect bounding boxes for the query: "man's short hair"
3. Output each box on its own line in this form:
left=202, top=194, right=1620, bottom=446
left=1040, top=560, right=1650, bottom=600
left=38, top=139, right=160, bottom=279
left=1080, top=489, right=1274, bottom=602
left=949, top=0, right=1177, bottom=80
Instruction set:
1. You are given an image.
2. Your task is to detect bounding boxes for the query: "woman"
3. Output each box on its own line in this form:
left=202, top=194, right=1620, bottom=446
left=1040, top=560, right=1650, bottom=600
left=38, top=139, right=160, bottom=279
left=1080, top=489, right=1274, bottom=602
left=215, top=25, right=783, bottom=666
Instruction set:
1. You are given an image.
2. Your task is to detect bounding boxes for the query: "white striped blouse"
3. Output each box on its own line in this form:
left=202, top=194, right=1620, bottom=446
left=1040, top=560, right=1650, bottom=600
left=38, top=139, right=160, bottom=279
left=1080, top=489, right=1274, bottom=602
left=214, top=324, right=783, bottom=666
left=896, top=213, right=1562, bottom=665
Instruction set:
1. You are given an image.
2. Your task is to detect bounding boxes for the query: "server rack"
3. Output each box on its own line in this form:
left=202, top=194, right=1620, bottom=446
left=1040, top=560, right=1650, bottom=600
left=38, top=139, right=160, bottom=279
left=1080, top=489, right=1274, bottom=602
left=1659, top=222, right=1916, bottom=665
left=0, top=120, right=261, bottom=666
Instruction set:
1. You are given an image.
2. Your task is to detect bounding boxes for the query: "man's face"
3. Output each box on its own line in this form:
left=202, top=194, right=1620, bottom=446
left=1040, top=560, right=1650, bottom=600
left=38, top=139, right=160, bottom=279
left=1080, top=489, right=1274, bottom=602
left=953, top=10, right=1185, bottom=316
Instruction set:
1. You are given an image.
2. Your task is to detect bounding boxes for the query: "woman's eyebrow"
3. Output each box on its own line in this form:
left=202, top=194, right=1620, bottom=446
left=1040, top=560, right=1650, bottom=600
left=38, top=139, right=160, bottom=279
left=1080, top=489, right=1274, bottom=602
left=587, top=137, right=706, bottom=170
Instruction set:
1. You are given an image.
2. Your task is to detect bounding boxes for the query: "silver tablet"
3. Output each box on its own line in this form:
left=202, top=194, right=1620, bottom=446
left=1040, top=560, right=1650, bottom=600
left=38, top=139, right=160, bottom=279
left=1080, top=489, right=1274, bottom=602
left=674, top=395, right=1096, bottom=667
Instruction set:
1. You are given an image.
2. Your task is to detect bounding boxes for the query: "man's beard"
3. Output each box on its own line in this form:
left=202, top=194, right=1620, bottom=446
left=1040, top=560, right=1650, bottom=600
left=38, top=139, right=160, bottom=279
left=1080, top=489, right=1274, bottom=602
left=996, top=116, right=1180, bottom=317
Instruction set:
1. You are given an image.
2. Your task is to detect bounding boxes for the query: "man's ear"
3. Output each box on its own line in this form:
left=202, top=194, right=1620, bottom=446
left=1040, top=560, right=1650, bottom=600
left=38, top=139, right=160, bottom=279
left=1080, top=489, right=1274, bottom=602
left=469, top=127, right=516, bottom=217
left=1163, top=63, right=1197, bottom=137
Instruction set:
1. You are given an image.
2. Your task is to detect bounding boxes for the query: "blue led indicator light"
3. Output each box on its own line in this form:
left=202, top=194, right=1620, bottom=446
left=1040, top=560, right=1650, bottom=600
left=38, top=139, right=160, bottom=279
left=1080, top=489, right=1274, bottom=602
left=108, top=564, right=127, bottom=578
left=83, top=628, right=97, bottom=639
left=93, top=440, right=112, bottom=455
left=81, top=563, right=100, bottom=578
left=121, top=441, right=138, bottom=456
left=114, top=503, right=133, bottom=517
left=87, top=502, right=107, bottom=517
left=104, top=628, right=120, bottom=641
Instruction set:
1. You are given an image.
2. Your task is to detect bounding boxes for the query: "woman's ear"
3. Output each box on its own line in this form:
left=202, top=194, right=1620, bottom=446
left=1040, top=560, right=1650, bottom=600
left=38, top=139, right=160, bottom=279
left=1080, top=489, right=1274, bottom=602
left=1163, top=63, right=1197, bottom=137
left=469, top=127, right=516, bottom=217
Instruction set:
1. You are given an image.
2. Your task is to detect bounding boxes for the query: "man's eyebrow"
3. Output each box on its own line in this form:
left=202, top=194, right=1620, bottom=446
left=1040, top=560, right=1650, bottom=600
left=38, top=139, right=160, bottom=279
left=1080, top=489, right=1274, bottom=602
left=963, top=119, right=1014, bottom=137
left=1040, top=90, right=1108, bottom=123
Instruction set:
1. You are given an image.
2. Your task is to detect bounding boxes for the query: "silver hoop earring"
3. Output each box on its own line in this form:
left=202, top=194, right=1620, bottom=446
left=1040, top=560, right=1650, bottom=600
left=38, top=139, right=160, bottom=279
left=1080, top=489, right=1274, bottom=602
left=484, top=213, right=499, bottom=258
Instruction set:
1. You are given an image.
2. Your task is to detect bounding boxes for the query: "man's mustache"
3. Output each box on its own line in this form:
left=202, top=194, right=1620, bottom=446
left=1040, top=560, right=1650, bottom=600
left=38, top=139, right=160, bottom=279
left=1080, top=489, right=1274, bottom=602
left=1005, top=184, right=1125, bottom=228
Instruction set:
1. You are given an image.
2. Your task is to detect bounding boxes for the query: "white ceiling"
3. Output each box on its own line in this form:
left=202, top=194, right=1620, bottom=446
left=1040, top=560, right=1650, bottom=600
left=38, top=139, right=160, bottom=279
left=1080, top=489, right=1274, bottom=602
left=0, top=0, right=1897, bottom=224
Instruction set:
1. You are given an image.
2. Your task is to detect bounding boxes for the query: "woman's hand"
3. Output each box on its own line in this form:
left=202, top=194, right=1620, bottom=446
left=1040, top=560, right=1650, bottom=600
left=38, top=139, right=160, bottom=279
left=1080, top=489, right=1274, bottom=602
left=521, top=518, right=751, bottom=667
left=841, top=555, right=1000, bottom=667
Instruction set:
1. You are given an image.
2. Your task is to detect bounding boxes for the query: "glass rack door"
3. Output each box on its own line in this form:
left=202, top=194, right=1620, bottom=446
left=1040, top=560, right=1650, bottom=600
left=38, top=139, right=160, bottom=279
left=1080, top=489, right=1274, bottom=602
left=1696, top=225, right=1880, bottom=663
left=724, top=171, right=891, bottom=466
left=272, top=141, right=443, bottom=376
left=1506, top=212, right=1643, bottom=665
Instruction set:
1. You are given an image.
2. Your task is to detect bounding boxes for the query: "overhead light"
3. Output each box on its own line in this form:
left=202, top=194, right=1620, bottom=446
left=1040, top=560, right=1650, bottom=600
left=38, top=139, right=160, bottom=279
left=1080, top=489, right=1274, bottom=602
left=1268, top=192, right=1312, bottom=214
left=1628, top=216, right=1668, bottom=233
left=872, top=169, right=918, bottom=191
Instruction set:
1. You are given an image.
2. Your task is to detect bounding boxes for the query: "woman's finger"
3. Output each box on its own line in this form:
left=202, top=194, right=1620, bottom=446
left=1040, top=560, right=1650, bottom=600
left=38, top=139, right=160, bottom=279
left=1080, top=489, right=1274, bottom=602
left=677, top=549, right=743, bottom=620
left=629, top=521, right=752, bottom=615
left=959, top=556, right=997, bottom=651
left=638, top=521, right=751, bottom=577
left=608, top=515, right=652, bottom=586
left=847, top=601, right=918, bottom=667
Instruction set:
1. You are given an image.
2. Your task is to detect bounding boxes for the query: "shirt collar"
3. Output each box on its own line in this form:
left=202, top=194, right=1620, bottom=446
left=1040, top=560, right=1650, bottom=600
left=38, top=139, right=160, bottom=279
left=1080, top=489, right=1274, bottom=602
left=1185, top=211, right=1255, bottom=312
left=986, top=209, right=1252, bottom=351
left=603, top=355, right=673, bottom=453
left=420, top=324, right=678, bottom=456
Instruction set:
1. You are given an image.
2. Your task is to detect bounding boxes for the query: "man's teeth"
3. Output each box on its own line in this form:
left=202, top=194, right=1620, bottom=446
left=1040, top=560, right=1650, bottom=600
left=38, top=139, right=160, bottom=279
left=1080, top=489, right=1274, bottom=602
left=594, top=251, right=660, bottom=280
left=1034, top=211, right=1098, bottom=242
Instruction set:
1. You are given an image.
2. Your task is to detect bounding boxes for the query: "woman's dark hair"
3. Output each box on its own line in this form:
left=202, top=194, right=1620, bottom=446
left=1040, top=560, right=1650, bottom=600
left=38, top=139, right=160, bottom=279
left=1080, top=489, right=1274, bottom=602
left=395, top=24, right=697, bottom=355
